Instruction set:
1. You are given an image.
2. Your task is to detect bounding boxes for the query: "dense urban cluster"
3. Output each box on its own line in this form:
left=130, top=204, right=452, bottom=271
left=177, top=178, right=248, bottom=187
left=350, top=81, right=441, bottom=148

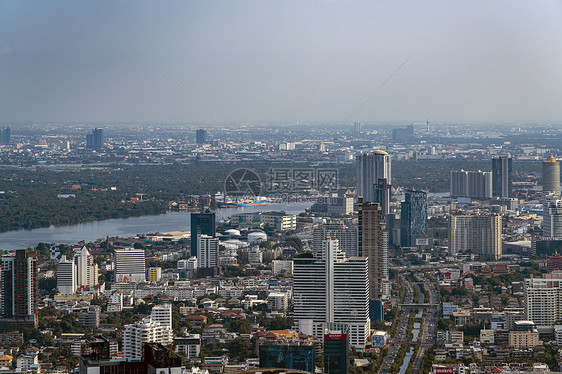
left=0, top=122, right=561, bottom=374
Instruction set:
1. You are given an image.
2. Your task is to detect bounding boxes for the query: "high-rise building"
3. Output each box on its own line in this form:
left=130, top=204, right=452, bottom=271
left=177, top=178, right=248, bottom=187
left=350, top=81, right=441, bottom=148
left=75, top=246, right=98, bottom=288
left=524, top=272, right=562, bottom=331
left=293, top=257, right=328, bottom=339
left=195, top=129, right=207, bottom=144
left=492, top=156, right=512, bottom=198
left=293, top=239, right=370, bottom=348
left=312, top=224, right=358, bottom=258
left=123, top=318, right=173, bottom=359
left=114, top=249, right=146, bottom=282
left=332, top=256, right=370, bottom=347
left=57, top=255, right=76, bottom=295
left=400, top=190, right=428, bottom=247
left=358, top=199, right=385, bottom=303
left=1, top=250, right=38, bottom=323
left=356, top=151, right=391, bottom=203
left=0, top=127, right=11, bottom=145
left=86, top=128, right=104, bottom=149
left=190, top=212, right=216, bottom=257
left=543, top=200, right=562, bottom=239
left=151, top=304, right=172, bottom=329
left=197, top=235, right=218, bottom=269
left=450, top=170, right=492, bottom=199
left=392, top=125, right=415, bottom=143
left=449, top=215, right=502, bottom=260
left=374, top=178, right=392, bottom=217
left=324, top=331, right=349, bottom=374
left=543, top=156, right=560, bottom=196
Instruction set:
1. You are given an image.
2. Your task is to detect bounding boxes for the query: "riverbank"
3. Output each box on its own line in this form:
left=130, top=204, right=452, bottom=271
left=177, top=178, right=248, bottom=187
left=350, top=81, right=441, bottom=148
left=0, top=202, right=313, bottom=251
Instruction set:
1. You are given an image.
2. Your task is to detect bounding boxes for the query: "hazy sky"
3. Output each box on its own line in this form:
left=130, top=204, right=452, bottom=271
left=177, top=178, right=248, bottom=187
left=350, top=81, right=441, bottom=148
left=1, top=1, right=562, bottom=124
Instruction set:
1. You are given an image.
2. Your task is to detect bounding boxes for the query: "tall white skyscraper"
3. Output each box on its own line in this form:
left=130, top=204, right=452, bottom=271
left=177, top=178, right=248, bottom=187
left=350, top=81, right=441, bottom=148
left=57, top=255, right=76, bottom=295
left=151, top=304, right=172, bottom=329
left=293, top=238, right=370, bottom=348
left=197, top=235, right=218, bottom=269
left=75, top=246, right=98, bottom=288
left=356, top=151, right=391, bottom=203
left=114, top=249, right=146, bottom=282
left=543, top=200, right=562, bottom=239
left=123, top=317, right=173, bottom=359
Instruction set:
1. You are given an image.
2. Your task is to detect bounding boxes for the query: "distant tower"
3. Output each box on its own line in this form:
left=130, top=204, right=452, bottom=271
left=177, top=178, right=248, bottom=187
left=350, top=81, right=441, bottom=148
left=400, top=190, right=428, bottom=247
left=0, top=127, right=11, bottom=145
left=358, top=198, right=385, bottom=305
left=190, top=212, right=216, bottom=257
left=356, top=151, right=391, bottom=203
left=543, top=156, right=560, bottom=196
left=543, top=200, right=562, bottom=239
left=354, top=122, right=362, bottom=133
left=86, top=128, right=104, bottom=149
left=426, top=120, right=430, bottom=132
left=492, top=156, right=512, bottom=198
left=196, top=129, right=207, bottom=144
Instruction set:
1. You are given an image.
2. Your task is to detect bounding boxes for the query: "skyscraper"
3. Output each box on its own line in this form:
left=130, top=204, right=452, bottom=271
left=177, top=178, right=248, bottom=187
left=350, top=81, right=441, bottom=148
left=293, top=238, right=370, bottom=348
left=492, top=156, right=512, bottom=198
left=450, top=170, right=492, bottom=199
left=1, top=249, right=38, bottom=323
left=75, top=246, right=98, bottom=288
left=358, top=199, right=384, bottom=302
left=114, top=249, right=146, bottom=282
left=57, top=255, right=76, bottom=295
left=86, top=128, right=104, bottom=149
left=0, top=127, right=11, bottom=145
left=196, top=129, right=207, bottom=144
left=449, top=215, right=502, bottom=260
left=400, top=190, right=428, bottom=247
left=197, top=235, right=218, bottom=269
left=190, top=212, right=216, bottom=256
left=543, top=156, right=560, bottom=196
left=374, top=178, right=392, bottom=217
left=356, top=151, right=391, bottom=203
left=543, top=200, right=562, bottom=239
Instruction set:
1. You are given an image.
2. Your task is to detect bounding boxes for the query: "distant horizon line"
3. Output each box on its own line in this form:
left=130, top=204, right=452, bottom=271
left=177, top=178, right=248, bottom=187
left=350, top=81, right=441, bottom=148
left=1, top=120, right=562, bottom=128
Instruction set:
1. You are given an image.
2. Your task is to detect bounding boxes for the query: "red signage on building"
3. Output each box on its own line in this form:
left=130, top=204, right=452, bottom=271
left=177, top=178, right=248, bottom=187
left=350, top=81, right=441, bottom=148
left=324, top=334, right=347, bottom=341
left=436, top=368, right=453, bottom=374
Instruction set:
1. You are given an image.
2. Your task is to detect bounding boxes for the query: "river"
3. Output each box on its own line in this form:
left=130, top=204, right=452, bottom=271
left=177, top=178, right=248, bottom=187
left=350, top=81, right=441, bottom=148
left=0, top=202, right=312, bottom=251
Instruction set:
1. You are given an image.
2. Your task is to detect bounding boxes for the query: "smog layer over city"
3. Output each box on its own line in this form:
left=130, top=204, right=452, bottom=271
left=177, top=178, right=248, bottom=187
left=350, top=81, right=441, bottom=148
left=0, top=1, right=562, bottom=374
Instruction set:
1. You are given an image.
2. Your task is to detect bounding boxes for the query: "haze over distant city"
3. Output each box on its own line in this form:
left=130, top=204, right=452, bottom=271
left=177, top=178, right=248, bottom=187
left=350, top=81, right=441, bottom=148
left=1, top=1, right=562, bottom=124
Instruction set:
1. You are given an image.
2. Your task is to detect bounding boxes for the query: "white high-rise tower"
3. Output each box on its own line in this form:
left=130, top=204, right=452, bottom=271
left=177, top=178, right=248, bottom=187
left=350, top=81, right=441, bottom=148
left=57, top=255, right=76, bottom=295
left=293, top=238, right=370, bottom=348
